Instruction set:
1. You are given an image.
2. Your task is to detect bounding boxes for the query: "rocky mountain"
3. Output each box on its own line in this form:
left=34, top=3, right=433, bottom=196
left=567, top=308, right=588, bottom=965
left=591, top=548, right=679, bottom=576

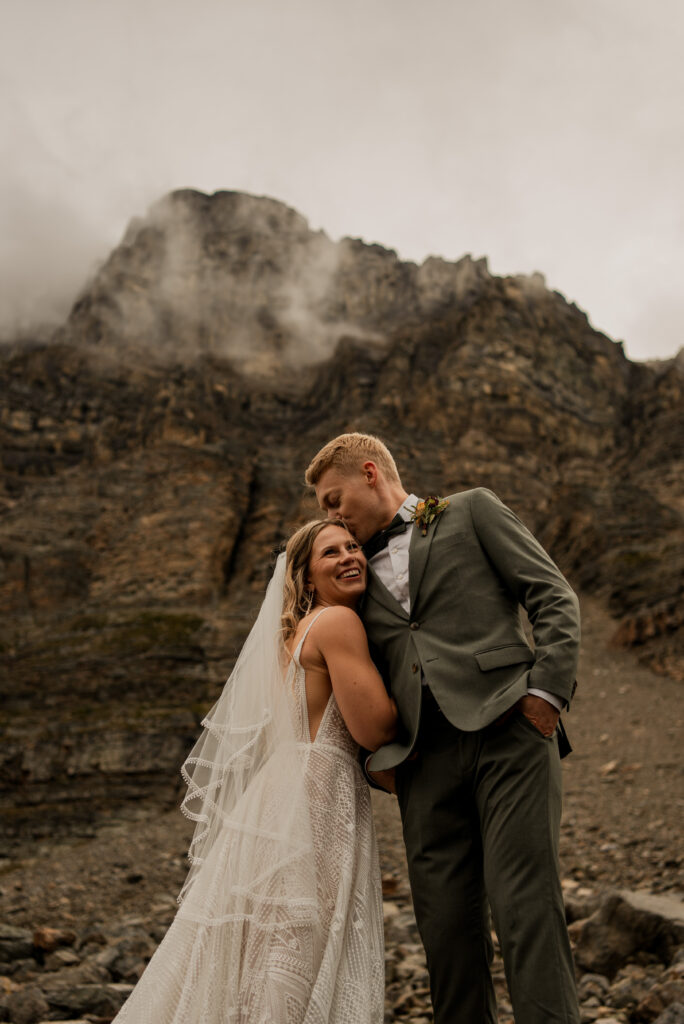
left=1, top=189, right=681, bottom=844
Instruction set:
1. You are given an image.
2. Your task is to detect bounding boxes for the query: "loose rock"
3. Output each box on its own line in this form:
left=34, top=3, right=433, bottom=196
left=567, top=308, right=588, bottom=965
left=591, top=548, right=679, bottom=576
left=5, top=985, right=49, bottom=1024
left=571, top=891, right=683, bottom=977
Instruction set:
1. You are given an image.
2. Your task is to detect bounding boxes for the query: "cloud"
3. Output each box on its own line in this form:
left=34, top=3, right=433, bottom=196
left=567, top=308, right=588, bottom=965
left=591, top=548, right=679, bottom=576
left=65, top=190, right=385, bottom=371
left=0, top=91, right=105, bottom=336
left=1, top=0, right=682, bottom=361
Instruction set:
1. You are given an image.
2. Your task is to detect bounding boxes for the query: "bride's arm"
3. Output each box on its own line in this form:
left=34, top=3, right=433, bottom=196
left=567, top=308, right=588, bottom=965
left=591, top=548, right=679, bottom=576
left=311, top=606, right=398, bottom=751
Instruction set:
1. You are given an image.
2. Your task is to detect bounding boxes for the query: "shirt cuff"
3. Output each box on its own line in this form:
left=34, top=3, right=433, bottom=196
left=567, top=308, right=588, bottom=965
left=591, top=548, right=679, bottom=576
left=527, top=687, right=564, bottom=712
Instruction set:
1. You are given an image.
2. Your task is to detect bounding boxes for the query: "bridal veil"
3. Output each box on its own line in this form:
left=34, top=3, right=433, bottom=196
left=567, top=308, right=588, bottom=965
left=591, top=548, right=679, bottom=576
left=178, top=551, right=319, bottom=926
left=113, top=554, right=324, bottom=1022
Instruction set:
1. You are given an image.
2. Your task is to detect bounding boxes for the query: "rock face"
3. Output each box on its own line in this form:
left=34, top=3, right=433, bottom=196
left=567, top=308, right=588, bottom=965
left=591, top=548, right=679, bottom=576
left=0, top=188, right=682, bottom=841
left=59, top=189, right=491, bottom=371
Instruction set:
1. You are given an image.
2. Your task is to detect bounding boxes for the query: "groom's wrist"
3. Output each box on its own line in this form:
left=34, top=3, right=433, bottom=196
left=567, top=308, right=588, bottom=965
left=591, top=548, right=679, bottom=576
left=527, top=687, right=564, bottom=712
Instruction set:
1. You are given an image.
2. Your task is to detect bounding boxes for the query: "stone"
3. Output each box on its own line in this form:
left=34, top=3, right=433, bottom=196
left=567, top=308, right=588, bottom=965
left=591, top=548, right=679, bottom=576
left=640, top=978, right=684, bottom=1021
left=0, top=928, right=33, bottom=964
left=571, top=891, right=684, bottom=977
left=1, top=961, right=38, bottom=983
left=638, top=988, right=670, bottom=1019
left=92, top=926, right=155, bottom=983
left=5, top=985, right=49, bottom=1024
left=32, top=927, right=76, bottom=953
left=383, top=901, right=400, bottom=923
left=381, top=874, right=400, bottom=897
left=578, top=973, right=611, bottom=1001
left=619, top=892, right=684, bottom=944
left=566, top=893, right=601, bottom=924
left=44, top=982, right=133, bottom=1018
left=608, top=964, right=652, bottom=1009
left=39, top=960, right=110, bottom=990
left=43, top=948, right=80, bottom=970
left=76, top=930, right=107, bottom=951
left=654, top=1004, right=684, bottom=1024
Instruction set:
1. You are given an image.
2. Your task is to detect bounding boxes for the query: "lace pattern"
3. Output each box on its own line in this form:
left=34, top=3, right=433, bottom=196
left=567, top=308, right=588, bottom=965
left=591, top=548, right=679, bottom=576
left=112, top=607, right=384, bottom=1023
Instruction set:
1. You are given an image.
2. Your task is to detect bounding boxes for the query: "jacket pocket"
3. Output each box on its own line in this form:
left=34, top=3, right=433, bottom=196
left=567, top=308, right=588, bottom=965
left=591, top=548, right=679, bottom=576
left=475, top=644, right=534, bottom=671
left=436, top=531, right=467, bottom=551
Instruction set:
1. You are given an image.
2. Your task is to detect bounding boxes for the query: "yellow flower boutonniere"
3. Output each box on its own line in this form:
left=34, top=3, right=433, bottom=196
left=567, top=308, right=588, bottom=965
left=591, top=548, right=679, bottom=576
left=408, top=495, right=449, bottom=536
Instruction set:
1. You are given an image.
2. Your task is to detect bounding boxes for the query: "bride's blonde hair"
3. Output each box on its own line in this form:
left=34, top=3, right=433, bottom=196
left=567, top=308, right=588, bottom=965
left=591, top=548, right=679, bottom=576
left=282, top=517, right=350, bottom=640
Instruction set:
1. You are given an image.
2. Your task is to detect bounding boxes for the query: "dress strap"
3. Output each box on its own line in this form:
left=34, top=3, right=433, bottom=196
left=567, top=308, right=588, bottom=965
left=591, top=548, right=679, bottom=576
left=294, top=606, right=332, bottom=663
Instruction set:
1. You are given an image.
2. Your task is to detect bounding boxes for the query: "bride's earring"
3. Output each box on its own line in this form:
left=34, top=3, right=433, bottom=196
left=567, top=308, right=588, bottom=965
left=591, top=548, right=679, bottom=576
left=303, top=583, right=314, bottom=614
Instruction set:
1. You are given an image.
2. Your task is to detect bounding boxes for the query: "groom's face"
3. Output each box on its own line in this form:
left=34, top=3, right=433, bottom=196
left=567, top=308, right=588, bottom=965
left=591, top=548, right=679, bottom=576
left=315, top=465, right=385, bottom=544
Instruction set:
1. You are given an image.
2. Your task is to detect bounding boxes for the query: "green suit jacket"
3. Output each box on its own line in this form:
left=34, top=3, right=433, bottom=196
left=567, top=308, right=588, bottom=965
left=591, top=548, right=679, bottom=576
left=362, top=488, right=581, bottom=772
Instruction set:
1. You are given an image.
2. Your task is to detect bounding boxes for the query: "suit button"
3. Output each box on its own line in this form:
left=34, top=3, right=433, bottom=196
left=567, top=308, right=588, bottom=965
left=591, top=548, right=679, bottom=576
left=411, top=663, right=419, bottom=673
left=409, top=621, right=420, bottom=630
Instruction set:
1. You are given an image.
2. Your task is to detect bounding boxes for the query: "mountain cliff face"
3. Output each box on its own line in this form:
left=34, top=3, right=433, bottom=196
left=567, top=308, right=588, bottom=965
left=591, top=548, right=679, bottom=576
left=58, top=188, right=491, bottom=372
left=1, top=189, right=682, bottom=843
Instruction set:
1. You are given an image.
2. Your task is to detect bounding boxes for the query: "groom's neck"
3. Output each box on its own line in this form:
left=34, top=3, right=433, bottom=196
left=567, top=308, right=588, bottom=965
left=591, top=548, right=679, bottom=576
left=380, top=485, right=410, bottom=527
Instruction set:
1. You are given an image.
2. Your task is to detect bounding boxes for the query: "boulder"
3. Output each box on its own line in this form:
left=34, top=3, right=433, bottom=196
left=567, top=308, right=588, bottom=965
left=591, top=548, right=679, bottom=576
left=0, top=928, right=33, bottom=965
left=44, top=982, right=132, bottom=1018
left=5, top=986, right=49, bottom=1024
left=654, top=1004, right=684, bottom=1024
left=39, top=960, right=110, bottom=990
left=43, top=949, right=80, bottom=971
left=32, top=927, right=76, bottom=953
left=571, top=891, right=684, bottom=977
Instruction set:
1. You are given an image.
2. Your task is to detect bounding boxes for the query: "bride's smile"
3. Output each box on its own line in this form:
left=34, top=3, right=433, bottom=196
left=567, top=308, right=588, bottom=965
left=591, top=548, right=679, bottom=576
left=306, top=524, right=367, bottom=607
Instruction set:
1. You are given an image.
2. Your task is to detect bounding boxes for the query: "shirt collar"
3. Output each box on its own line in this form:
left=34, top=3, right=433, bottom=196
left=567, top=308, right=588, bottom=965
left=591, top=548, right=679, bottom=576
left=397, top=494, right=420, bottom=523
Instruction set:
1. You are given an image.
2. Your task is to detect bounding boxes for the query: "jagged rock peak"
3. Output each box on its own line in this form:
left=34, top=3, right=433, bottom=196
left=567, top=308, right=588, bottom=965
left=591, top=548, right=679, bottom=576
left=137, top=188, right=313, bottom=244
left=61, top=189, right=498, bottom=371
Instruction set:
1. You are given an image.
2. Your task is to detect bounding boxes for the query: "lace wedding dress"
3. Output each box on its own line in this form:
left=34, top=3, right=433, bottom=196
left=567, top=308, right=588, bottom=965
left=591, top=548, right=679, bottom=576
left=113, top=607, right=385, bottom=1023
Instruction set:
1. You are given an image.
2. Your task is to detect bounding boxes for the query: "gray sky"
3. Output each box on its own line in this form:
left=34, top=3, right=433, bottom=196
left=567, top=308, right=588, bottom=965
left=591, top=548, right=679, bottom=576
left=1, top=0, right=683, bottom=360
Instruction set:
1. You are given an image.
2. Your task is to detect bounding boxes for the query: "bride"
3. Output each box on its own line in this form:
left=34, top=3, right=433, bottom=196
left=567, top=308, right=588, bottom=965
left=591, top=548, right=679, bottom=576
left=112, top=517, right=398, bottom=1023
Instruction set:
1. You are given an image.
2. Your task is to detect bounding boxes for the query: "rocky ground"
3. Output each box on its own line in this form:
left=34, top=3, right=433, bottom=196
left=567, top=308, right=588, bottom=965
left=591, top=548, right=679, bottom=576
left=1, top=592, right=682, bottom=1023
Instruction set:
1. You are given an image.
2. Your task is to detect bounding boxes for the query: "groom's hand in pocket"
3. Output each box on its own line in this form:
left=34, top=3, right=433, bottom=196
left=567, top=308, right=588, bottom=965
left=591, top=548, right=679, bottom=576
left=516, top=694, right=560, bottom=737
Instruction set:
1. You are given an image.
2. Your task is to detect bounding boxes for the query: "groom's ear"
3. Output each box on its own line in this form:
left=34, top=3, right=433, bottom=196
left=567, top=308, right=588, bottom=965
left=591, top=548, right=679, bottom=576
left=362, top=461, right=379, bottom=487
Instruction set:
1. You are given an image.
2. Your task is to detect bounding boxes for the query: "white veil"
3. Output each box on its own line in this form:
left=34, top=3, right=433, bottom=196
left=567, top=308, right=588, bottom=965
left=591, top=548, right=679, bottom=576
left=113, top=553, right=323, bottom=1022
left=177, top=551, right=317, bottom=922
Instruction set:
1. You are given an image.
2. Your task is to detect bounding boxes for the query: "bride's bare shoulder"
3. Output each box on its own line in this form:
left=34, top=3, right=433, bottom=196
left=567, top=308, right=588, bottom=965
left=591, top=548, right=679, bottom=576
left=286, top=605, right=357, bottom=651
left=312, top=605, right=366, bottom=643
left=319, top=604, right=362, bottom=623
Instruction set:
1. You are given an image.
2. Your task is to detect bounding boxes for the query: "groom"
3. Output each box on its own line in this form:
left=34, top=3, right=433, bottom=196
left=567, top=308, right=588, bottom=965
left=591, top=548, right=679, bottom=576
left=305, top=433, right=581, bottom=1024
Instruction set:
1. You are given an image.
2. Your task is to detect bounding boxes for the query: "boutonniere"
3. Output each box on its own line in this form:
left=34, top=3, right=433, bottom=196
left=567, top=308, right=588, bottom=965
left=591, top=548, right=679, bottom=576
left=407, top=495, right=449, bottom=536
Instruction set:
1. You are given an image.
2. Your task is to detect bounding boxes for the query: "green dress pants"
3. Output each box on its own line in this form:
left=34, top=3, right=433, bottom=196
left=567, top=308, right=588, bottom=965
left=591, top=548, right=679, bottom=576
left=396, top=689, right=580, bottom=1024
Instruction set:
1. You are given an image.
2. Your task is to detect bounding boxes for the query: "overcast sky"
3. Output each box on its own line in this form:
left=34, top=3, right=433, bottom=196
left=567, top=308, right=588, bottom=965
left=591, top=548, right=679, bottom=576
left=1, top=0, right=682, bottom=360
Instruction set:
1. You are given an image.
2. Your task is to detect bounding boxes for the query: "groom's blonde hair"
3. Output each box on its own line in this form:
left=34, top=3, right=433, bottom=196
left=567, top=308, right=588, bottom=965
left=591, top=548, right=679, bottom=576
left=305, top=432, right=401, bottom=487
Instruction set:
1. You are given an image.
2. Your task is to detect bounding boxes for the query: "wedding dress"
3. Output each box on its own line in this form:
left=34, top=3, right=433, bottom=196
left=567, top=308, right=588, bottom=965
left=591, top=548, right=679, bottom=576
left=112, top=566, right=385, bottom=1024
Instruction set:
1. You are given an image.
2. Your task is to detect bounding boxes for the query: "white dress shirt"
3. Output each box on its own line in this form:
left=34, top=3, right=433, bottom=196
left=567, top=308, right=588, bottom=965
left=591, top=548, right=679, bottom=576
left=367, top=495, right=563, bottom=711
left=367, top=494, right=417, bottom=614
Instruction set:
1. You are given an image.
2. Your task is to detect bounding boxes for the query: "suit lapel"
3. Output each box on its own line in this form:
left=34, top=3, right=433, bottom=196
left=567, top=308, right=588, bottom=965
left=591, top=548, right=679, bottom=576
left=409, top=510, right=442, bottom=609
left=365, top=564, right=410, bottom=621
